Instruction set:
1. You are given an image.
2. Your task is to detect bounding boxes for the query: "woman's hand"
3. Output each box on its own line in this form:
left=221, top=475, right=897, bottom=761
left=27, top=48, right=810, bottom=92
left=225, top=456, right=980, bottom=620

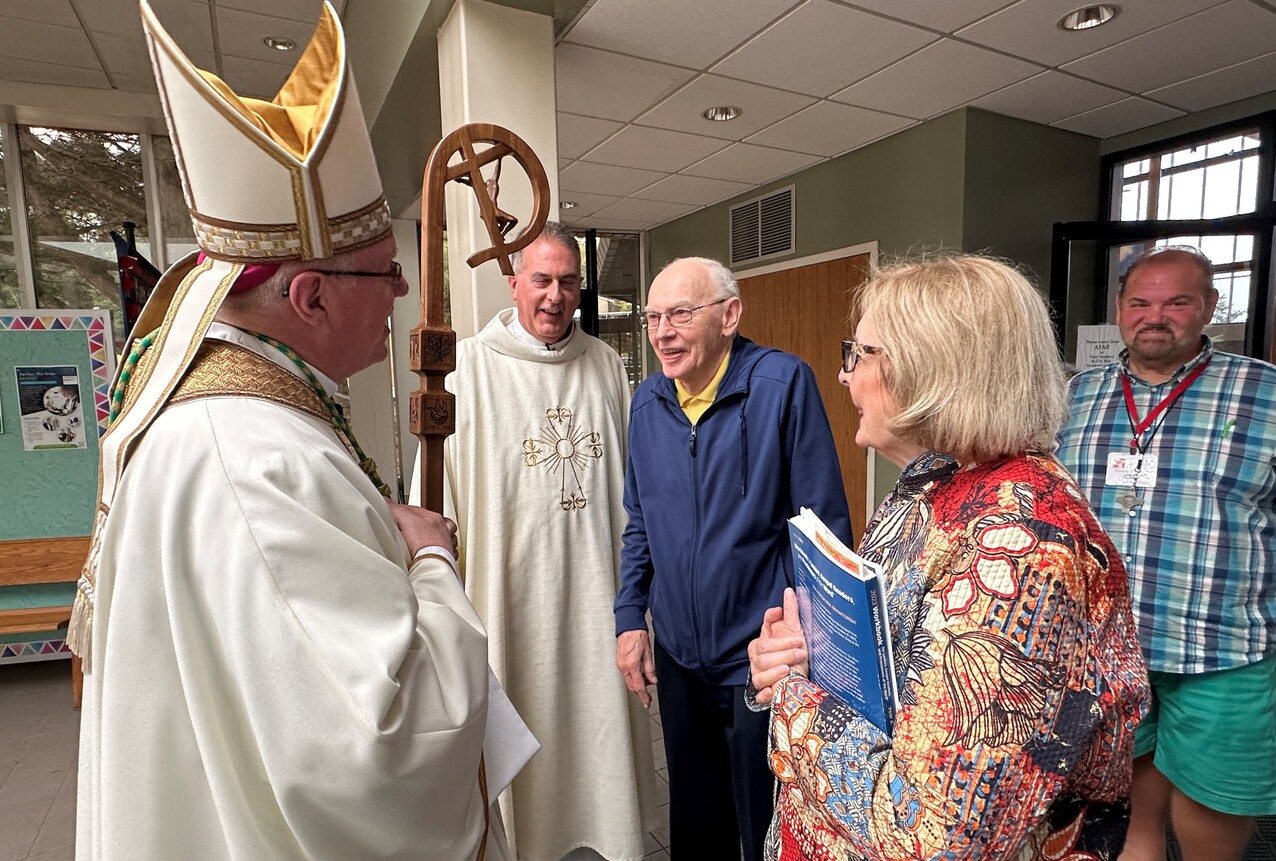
left=747, top=587, right=809, bottom=706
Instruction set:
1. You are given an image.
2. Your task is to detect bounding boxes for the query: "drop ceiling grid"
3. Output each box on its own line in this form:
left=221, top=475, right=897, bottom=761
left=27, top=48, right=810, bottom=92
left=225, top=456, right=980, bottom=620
left=557, top=0, right=1276, bottom=230
left=0, top=0, right=342, bottom=99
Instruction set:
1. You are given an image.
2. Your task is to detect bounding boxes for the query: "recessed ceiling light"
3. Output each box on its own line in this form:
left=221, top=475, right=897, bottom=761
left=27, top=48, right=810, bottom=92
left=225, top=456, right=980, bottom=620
left=701, top=105, right=742, bottom=122
left=262, top=35, right=297, bottom=51
left=561, top=200, right=578, bottom=210
left=1058, top=4, right=1119, bottom=31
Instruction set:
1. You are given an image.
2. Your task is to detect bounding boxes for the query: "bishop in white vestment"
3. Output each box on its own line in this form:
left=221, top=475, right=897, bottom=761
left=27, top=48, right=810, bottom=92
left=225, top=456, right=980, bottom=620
left=73, top=4, right=524, bottom=859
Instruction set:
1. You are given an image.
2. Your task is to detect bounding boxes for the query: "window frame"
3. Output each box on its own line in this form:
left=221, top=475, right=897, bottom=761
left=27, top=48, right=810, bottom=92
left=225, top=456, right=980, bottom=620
left=1051, top=111, right=1276, bottom=363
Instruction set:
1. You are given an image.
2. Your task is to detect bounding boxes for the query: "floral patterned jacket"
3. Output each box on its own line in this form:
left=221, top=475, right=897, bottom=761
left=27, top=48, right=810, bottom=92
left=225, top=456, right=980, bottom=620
left=764, top=452, right=1149, bottom=861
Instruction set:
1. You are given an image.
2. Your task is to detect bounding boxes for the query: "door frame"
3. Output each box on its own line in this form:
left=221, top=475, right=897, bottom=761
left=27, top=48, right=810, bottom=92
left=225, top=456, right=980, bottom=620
left=737, top=240, right=880, bottom=520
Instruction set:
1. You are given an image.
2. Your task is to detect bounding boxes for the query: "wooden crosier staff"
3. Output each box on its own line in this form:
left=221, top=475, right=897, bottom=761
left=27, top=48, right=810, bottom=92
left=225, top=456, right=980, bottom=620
left=411, top=123, right=551, bottom=518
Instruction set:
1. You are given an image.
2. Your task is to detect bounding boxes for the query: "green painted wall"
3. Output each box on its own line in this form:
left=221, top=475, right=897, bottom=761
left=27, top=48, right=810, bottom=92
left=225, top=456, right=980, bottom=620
left=962, top=108, right=1100, bottom=286
left=648, top=109, right=969, bottom=272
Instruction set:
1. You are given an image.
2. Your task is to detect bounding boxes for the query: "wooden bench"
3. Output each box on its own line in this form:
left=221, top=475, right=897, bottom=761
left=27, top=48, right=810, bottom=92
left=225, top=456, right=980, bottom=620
left=0, top=536, right=90, bottom=709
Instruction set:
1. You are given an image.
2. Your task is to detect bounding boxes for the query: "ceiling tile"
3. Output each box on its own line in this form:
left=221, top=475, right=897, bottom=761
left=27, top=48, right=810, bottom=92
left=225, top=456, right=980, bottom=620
left=111, top=74, right=159, bottom=94
left=219, top=55, right=295, bottom=99
left=216, top=7, right=324, bottom=66
left=0, top=54, right=109, bottom=88
left=591, top=198, right=698, bottom=223
left=1148, top=50, right=1276, bottom=113
left=1052, top=97, right=1185, bottom=138
left=711, top=0, right=935, bottom=97
left=557, top=113, right=624, bottom=160
left=562, top=0, right=797, bottom=69
left=574, top=216, right=652, bottom=231
left=1062, top=1, right=1276, bottom=93
left=560, top=161, right=667, bottom=196
left=1, top=1, right=78, bottom=27
left=558, top=158, right=574, bottom=170
left=0, top=18, right=98, bottom=70
left=681, top=142, right=820, bottom=184
left=557, top=191, right=623, bottom=217
left=582, top=125, right=728, bottom=172
left=847, top=0, right=1018, bottom=33
left=79, top=0, right=214, bottom=52
left=217, top=0, right=332, bottom=21
left=832, top=39, right=1039, bottom=119
left=972, top=70, right=1125, bottom=125
left=958, top=0, right=1224, bottom=67
left=96, top=37, right=216, bottom=83
left=631, top=174, right=753, bottom=205
left=555, top=44, right=695, bottom=122
left=746, top=101, right=913, bottom=157
left=637, top=75, right=815, bottom=140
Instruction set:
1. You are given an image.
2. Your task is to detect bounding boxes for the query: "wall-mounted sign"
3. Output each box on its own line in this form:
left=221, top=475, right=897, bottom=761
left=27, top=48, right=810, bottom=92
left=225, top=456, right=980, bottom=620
left=15, top=365, right=87, bottom=451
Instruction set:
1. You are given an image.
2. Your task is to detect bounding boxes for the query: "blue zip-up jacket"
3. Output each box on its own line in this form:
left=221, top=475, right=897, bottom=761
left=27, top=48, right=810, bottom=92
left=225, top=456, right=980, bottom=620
left=615, top=335, right=853, bottom=685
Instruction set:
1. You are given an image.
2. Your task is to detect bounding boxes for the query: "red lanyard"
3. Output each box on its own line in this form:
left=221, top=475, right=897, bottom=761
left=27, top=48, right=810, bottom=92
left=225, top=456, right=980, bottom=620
left=1121, top=360, right=1209, bottom=453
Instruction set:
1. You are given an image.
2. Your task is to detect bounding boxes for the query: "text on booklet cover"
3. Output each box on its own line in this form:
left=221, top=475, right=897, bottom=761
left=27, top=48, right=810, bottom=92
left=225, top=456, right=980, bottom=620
left=788, top=507, right=899, bottom=735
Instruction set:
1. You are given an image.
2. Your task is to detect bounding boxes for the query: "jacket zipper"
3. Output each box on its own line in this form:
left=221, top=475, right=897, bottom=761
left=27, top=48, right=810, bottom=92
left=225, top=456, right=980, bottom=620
left=688, top=420, right=706, bottom=669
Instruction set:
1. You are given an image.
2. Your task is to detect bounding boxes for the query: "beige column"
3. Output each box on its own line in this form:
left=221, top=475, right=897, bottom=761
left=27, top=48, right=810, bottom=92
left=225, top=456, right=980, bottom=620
left=437, top=0, right=560, bottom=339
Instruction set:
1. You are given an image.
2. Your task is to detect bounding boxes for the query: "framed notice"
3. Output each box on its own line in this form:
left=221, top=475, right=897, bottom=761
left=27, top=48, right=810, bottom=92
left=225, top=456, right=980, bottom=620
left=15, top=365, right=87, bottom=450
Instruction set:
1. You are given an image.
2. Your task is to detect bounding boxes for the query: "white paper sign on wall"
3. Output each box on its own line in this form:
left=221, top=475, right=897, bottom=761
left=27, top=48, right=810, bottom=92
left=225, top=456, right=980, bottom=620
left=1076, top=324, right=1124, bottom=370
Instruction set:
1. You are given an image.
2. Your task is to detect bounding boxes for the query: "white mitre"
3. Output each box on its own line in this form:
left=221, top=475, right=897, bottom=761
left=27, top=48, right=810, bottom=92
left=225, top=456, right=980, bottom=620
left=70, top=0, right=391, bottom=669
left=143, top=0, right=390, bottom=262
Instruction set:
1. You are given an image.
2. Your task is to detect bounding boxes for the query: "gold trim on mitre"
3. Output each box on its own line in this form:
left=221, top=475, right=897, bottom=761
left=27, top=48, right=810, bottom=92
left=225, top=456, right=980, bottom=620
left=139, top=0, right=391, bottom=263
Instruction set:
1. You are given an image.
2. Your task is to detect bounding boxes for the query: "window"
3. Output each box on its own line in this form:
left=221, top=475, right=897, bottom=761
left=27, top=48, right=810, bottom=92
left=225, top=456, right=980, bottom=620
left=1101, top=121, right=1275, bottom=357
left=586, top=232, right=643, bottom=390
left=1113, top=129, right=1261, bottom=333
left=152, top=135, right=198, bottom=265
left=0, top=127, right=19, bottom=308
left=19, top=127, right=149, bottom=343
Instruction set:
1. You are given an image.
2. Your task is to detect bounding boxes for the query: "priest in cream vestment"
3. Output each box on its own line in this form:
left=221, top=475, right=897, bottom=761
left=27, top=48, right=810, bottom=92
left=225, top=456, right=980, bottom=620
left=72, top=4, right=529, bottom=859
left=414, top=223, right=655, bottom=861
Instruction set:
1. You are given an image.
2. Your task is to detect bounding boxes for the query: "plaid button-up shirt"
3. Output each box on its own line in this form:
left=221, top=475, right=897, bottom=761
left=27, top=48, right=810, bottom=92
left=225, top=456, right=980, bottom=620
left=1056, top=338, right=1276, bottom=674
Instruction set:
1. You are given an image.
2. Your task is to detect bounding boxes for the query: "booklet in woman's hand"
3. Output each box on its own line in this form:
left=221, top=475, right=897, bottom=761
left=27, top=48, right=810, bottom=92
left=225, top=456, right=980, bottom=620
left=788, top=507, right=899, bottom=735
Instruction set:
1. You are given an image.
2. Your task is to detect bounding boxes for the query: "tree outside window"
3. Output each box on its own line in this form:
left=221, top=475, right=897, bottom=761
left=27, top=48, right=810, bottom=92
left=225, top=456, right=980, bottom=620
left=19, top=126, right=149, bottom=343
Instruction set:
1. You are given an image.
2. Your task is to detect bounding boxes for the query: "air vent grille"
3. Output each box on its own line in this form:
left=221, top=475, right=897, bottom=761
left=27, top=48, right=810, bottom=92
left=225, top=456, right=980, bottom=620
left=729, top=186, right=794, bottom=266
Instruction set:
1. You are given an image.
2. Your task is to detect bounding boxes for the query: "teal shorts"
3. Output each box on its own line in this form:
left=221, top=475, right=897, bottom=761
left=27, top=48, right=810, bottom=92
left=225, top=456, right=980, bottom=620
left=1134, top=653, right=1276, bottom=816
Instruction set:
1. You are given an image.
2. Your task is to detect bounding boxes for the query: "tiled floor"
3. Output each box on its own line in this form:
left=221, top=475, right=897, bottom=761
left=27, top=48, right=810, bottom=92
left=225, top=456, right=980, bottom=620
left=3, top=659, right=1271, bottom=861
left=0, top=661, right=78, bottom=861
left=0, top=660, right=673, bottom=861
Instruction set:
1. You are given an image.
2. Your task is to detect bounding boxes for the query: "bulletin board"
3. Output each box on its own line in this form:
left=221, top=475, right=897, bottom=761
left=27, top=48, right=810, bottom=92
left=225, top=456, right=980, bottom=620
left=0, top=309, right=115, bottom=662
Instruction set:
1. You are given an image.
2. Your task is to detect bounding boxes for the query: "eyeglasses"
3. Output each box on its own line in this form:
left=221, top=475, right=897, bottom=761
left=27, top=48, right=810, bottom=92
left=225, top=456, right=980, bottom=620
left=284, top=262, right=405, bottom=296
left=841, top=339, right=884, bottom=373
left=640, top=297, right=729, bottom=330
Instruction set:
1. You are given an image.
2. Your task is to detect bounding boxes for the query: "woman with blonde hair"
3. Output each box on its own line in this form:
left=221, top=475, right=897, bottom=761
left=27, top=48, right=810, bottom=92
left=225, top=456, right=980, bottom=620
left=748, top=254, right=1149, bottom=860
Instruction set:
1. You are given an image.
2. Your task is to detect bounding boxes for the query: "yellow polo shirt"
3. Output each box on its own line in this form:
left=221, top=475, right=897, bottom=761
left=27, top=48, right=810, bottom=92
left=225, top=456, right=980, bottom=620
left=676, top=351, right=730, bottom=424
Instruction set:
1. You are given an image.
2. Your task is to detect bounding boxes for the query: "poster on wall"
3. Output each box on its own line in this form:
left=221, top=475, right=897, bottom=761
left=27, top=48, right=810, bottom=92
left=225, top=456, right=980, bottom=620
left=15, top=365, right=87, bottom=451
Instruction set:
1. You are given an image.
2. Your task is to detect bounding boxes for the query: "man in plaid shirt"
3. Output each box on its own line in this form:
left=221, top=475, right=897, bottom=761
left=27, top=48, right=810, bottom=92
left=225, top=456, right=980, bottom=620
left=1056, top=246, right=1276, bottom=861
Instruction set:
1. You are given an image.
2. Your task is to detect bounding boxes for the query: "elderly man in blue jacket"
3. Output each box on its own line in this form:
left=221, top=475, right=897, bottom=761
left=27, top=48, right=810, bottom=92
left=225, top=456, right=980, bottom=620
left=615, top=255, right=853, bottom=861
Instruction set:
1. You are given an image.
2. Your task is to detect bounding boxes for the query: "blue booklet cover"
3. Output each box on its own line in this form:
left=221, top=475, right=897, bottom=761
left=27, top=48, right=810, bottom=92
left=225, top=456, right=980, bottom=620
left=788, top=507, right=899, bottom=735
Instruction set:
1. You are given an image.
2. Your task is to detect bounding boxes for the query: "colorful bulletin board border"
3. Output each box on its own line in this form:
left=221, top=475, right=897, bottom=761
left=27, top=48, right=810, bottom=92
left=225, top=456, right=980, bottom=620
left=1, top=636, right=71, bottom=664
left=0, top=311, right=116, bottom=437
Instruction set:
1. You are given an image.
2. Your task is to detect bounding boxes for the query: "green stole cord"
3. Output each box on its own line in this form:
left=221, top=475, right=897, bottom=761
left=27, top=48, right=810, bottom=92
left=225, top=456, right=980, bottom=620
left=109, top=331, right=392, bottom=498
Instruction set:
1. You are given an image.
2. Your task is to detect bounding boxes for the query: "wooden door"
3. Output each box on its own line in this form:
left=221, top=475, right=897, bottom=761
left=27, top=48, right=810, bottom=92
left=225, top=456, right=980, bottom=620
left=738, top=253, right=871, bottom=538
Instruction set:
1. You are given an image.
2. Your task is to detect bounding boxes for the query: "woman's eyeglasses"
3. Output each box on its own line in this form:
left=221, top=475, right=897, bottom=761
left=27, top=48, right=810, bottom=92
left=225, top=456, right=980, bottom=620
left=841, top=339, right=884, bottom=373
